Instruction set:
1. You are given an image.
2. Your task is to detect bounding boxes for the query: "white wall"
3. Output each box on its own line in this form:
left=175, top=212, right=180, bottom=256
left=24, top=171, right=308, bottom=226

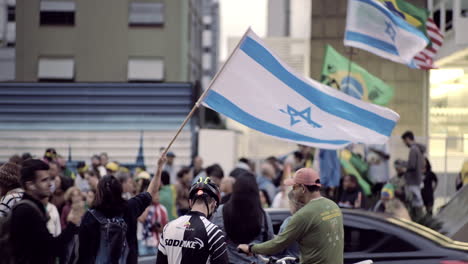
left=289, top=0, right=311, bottom=38
left=198, top=129, right=238, bottom=174
left=0, top=48, right=14, bottom=81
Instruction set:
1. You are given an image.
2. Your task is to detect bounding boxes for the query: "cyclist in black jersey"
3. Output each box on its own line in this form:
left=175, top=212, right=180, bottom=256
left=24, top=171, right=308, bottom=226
left=156, top=176, right=229, bottom=264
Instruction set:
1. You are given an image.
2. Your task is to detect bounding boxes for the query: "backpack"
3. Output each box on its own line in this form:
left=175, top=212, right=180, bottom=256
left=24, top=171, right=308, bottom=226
left=89, top=209, right=129, bottom=264
left=0, top=199, right=44, bottom=264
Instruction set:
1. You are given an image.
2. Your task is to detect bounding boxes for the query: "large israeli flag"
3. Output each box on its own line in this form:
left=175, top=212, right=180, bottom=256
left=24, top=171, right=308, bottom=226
left=344, top=0, right=429, bottom=65
left=202, top=29, right=399, bottom=150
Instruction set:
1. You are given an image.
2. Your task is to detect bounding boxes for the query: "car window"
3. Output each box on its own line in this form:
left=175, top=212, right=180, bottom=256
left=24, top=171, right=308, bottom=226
left=268, top=210, right=291, bottom=234
left=345, top=226, right=418, bottom=253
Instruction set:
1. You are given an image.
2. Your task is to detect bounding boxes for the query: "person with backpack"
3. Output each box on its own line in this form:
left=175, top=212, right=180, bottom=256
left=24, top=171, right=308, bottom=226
left=156, top=176, right=229, bottom=264
left=1, top=159, right=83, bottom=264
left=76, top=156, right=167, bottom=264
left=211, top=172, right=274, bottom=264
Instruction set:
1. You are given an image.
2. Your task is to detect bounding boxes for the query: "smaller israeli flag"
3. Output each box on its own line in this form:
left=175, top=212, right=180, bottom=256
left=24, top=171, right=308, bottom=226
left=202, top=29, right=399, bottom=150
left=344, top=0, right=429, bottom=65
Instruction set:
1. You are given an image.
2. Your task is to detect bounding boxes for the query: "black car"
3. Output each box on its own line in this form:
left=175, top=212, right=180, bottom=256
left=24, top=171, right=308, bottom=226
left=265, top=208, right=468, bottom=264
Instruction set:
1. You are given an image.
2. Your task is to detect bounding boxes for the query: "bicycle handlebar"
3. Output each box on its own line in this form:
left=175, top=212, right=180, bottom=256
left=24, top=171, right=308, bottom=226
left=258, top=255, right=297, bottom=263
left=237, top=247, right=297, bottom=263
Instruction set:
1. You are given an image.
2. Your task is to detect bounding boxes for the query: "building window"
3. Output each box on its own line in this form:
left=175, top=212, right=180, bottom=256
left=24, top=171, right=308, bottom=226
left=129, top=2, right=164, bottom=27
left=202, top=54, right=212, bottom=70
left=202, top=30, right=212, bottom=47
left=6, top=22, right=15, bottom=46
left=40, top=1, right=75, bottom=26
left=5, top=5, right=15, bottom=46
left=38, top=58, right=75, bottom=81
left=7, top=5, right=15, bottom=22
left=128, top=58, right=164, bottom=82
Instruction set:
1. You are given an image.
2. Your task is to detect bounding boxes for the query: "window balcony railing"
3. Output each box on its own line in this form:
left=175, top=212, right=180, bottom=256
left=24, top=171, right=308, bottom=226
left=429, top=0, right=468, bottom=45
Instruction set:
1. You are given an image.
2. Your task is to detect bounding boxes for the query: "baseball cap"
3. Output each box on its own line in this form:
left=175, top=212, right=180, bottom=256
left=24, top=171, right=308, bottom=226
left=381, top=183, right=395, bottom=199
left=167, top=152, right=176, bottom=158
left=284, top=168, right=321, bottom=187
left=106, top=162, right=119, bottom=172
left=136, top=171, right=151, bottom=180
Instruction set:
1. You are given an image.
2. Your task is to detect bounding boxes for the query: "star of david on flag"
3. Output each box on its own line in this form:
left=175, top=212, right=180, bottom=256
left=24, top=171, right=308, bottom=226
left=385, top=21, right=397, bottom=42
left=202, top=29, right=400, bottom=149
left=279, top=105, right=322, bottom=128
left=344, top=0, right=429, bottom=65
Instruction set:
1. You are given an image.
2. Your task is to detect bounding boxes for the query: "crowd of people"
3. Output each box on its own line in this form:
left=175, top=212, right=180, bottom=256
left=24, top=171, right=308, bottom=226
left=0, top=130, right=464, bottom=263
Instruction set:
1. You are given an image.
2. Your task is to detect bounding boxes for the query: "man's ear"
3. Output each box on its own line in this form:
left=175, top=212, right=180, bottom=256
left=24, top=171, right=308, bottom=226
left=26, top=181, right=36, bottom=191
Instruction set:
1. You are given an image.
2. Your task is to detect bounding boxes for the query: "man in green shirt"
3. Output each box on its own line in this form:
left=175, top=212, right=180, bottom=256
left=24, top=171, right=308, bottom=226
left=238, top=168, right=344, bottom=264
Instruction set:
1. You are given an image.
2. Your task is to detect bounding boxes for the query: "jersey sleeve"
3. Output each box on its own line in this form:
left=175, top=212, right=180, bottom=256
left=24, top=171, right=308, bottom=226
left=157, top=224, right=168, bottom=255
left=207, top=224, right=228, bottom=264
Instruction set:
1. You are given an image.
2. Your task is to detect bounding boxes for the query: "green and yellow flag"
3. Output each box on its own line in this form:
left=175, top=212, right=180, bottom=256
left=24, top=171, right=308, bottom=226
left=321, top=45, right=394, bottom=106
left=378, top=0, right=429, bottom=35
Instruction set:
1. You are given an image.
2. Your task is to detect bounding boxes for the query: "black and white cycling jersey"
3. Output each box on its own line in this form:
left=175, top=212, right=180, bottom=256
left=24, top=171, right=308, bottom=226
left=156, top=211, right=228, bottom=264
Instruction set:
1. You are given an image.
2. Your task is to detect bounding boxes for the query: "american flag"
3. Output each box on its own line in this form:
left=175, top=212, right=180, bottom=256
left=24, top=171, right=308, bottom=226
left=412, top=18, right=444, bottom=70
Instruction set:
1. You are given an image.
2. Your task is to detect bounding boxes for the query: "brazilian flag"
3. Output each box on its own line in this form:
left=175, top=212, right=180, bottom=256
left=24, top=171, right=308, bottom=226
left=378, top=0, right=429, bottom=36
left=321, top=45, right=394, bottom=106
left=340, top=150, right=371, bottom=196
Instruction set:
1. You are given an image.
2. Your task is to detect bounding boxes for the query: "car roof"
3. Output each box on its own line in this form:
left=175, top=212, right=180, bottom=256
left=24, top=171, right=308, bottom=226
left=344, top=209, right=468, bottom=252
left=265, top=207, right=468, bottom=251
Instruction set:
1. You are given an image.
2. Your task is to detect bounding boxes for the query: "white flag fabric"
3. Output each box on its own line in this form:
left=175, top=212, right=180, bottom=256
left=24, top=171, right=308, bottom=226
left=344, top=0, right=429, bottom=65
left=203, top=29, right=400, bottom=150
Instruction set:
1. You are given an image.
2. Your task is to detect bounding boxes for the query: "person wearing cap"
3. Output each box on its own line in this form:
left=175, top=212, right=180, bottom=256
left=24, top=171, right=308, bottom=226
left=105, top=162, right=119, bottom=175
left=75, top=162, right=90, bottom=193
left=135, top=171, right=151, bottom=194
left=163, top=151, right=178, bottom=185
left=238, top=168, right=344, bottom=264
left=43, top=148, right=58, bottom=163
left=372, top=183, right=395, bottom=213
left=156, top=176, right=228, bottom=264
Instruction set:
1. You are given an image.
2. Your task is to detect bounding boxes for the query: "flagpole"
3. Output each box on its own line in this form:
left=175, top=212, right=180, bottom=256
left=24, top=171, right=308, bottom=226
left=346, top=47, right=354, bottom=89
left=161, top=28, right=253, bottom=157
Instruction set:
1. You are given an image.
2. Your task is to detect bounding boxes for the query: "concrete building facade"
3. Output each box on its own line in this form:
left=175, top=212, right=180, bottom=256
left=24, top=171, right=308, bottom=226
left=15, top=0, right=204, bottom=83
left=0, top=0, right=15, bottom=81
left=201, top=0, right=219, bottom=90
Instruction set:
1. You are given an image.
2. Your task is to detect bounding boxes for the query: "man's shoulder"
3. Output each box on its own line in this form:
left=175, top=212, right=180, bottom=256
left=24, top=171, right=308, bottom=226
left=11, top=199, right=45, bottom=223
left=165, top=214, right=192, bottom=228
left=298, top=197, right=339, bottom=214
left=410, top=144, right=423, bottom=153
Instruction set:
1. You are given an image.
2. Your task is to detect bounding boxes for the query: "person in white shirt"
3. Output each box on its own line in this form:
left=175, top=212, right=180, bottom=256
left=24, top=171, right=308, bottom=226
left=46, top=200, right=62, bottom=237
left=366, top=143, right=390, bottom=195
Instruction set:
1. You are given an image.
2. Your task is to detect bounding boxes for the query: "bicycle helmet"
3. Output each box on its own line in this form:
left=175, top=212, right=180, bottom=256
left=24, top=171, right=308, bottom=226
left=189, top=176, right=221, bottom=217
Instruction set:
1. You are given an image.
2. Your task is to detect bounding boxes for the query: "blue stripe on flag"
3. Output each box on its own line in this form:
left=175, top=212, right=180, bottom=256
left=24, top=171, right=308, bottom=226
left=204, top=90, right=350, bottom=146
left=239, top=36, right=397, bottom=137
left=355, top=0, right=428, bottom=40
left=345, top=31, right=399, bottom=56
